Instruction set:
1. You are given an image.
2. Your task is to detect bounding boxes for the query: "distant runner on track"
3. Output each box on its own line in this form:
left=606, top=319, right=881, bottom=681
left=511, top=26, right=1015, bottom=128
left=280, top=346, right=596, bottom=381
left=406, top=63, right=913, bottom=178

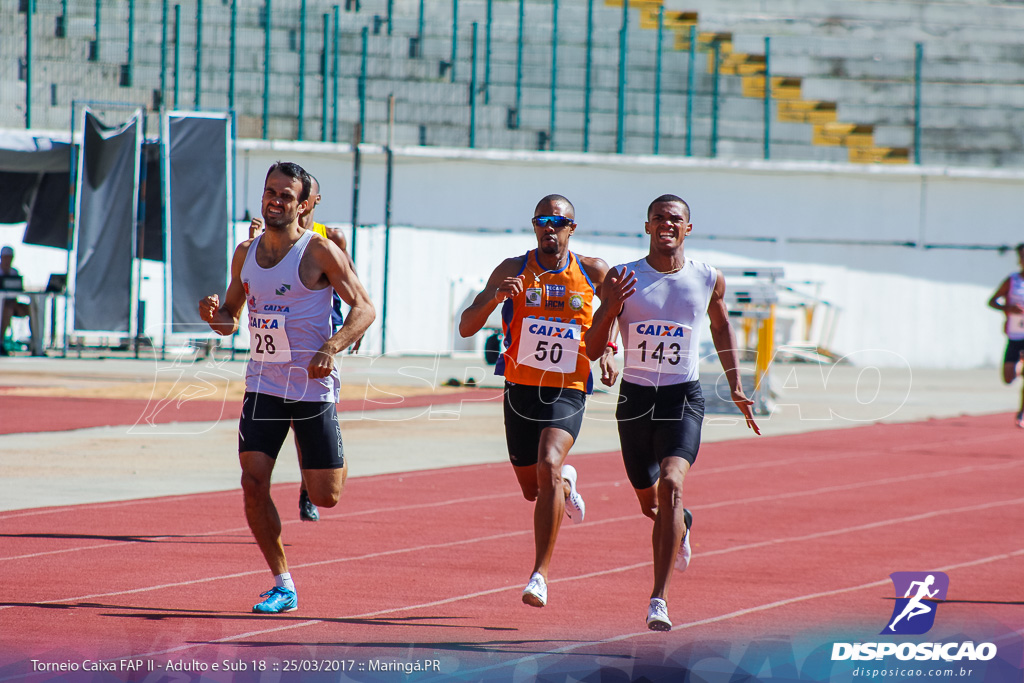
left=987, top=242, right=1024, bottom=428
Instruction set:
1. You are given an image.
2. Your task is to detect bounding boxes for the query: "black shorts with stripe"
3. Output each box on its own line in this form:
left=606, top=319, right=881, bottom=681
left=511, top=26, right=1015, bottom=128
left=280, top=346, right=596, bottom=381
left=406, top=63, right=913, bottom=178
left=615, top=379, right=704, bottom=490
left=503, top=381, right=587, bottom=467
left=238, top=391, right=345, bottom=469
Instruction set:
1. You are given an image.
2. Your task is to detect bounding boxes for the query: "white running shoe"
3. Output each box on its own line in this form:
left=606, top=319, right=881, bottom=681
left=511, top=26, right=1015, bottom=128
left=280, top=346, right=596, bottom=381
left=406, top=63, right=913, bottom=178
left=522, top=572, right=547, bottom=607
left=561, top=464, right=586, bottom=524
left=647, top=597, right=672, bottom=631
left=675, top=508, right=693, bottom=572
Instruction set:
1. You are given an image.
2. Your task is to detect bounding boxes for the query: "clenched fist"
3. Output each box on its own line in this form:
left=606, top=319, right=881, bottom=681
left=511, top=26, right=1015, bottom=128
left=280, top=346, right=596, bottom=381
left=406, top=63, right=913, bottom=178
left=199, top=294, right=220, bottom=322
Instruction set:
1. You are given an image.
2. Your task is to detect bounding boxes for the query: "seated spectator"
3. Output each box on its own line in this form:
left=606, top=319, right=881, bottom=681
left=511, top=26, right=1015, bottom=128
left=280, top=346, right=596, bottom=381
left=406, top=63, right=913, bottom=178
left=1, top=246, right=32, bottom=356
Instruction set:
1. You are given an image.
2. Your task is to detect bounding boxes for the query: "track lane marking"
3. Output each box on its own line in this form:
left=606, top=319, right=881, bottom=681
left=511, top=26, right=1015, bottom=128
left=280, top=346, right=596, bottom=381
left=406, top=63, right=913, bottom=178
left=3, top=493, right=1021, bottom=646
left=35, top=546, right=1021, bottom=676
left=454, top=548, right=1024, bottom=680
left=1, top=425, right=1014, bottom=521
left=1, top=460, right=1019, bottom=564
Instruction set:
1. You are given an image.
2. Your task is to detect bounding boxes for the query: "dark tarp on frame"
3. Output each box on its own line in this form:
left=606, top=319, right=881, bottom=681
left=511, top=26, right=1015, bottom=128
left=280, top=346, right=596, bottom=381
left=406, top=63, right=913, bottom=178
left=0, top=132, right=71, bottom=249
left=0, top=131, right=162, bottom=261
left=73, top=110, right=140, bottom=333
left=166, top=114, right=229, bottom=334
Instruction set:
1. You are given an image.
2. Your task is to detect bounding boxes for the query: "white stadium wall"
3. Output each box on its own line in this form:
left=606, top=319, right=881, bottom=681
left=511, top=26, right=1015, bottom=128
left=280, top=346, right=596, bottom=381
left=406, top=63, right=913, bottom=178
left=3, top=140, right=1018, bottom=368
left=236, top=142, right=1017, bottom=369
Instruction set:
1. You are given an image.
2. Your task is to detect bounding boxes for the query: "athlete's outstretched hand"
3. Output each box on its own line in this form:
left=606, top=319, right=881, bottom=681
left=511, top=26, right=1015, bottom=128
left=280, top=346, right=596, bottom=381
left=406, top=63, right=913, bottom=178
left=731, top=386, right=761, bottom=435
left=494, top=274, right=525, bottom=303
left=598, top=350, right=619, bottom=387
left=602, top=268, right=637, bottom=313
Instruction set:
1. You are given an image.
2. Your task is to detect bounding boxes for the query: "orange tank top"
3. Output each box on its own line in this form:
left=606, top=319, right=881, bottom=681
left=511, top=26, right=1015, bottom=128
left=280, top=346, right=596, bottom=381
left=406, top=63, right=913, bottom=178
left=497, top=250, right=597, bottom=393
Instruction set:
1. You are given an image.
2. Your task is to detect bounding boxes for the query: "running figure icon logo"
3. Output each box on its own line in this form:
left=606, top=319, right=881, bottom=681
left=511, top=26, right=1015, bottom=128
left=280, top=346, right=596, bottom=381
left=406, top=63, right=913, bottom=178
left=882, top=572, right=949, bottom=635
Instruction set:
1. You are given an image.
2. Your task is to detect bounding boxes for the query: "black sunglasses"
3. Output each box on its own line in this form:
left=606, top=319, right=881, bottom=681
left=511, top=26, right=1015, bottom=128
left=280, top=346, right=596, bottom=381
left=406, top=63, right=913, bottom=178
left=532, top=215, right=573, bottom=228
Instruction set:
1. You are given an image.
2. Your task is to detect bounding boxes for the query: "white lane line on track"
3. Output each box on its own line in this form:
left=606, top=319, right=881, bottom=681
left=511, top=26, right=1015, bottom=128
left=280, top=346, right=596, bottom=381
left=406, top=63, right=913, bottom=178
left=80, top=547, right=1024, bottom=675
left=454, top=548, right=1024, bottom=681
left=2, top=488, right=1021, bottom=643
left=696, top=460, right=1021, bottom=511
left=2, top=426, right=1013, bottom=523
left=0, top=528, right=535, bottom=609
left=698, top=496, right=1024, bottom=559
left=691, top=430, right=1016, bottom=476
left=5, top=545, right=1020, bottom=683
left=0, top=491, right=235, bottom=521
left=2, top=460, right=1019, bottom=564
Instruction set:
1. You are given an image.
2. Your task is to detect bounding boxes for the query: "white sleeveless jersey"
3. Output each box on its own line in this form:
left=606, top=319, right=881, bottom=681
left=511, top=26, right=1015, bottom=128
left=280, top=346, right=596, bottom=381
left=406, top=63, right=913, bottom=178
left=242, top=230, right=340, bottom=402
left=1007, top=272, right=1024, bottom=341
left=616, top=257, right=718, bottom=387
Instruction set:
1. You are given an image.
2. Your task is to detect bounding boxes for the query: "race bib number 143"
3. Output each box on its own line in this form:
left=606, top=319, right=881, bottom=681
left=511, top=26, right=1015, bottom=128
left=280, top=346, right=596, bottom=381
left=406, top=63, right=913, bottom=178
left=624, top=320, right=691, bottom=374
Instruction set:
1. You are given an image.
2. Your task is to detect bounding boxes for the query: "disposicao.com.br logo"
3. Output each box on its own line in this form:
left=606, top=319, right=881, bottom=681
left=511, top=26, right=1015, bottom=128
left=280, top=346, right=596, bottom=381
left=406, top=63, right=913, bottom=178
left=831, top=572, right=998, bottom=663
left=884, top=571, right=949, bottom=635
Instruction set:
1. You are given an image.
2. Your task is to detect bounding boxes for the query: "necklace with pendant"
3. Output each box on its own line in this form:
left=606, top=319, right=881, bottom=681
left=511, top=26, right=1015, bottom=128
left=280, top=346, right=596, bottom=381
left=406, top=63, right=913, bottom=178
left=528, top=252, right=570, bottom=284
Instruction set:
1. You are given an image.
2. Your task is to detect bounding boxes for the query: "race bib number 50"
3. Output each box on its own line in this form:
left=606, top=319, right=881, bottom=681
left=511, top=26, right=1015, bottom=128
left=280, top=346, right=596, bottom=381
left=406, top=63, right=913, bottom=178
left=624, top=320, right=691, bottom=374
left=516, top=320, right=582, bottom=374
left=248, top=313, right=292, bottom=363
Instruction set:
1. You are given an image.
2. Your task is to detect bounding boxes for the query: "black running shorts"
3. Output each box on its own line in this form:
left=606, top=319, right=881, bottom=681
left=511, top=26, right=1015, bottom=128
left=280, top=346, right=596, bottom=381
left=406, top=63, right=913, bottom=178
left=615, top=379, right=704, bottom=490
left=503, top=381, right=587, bottom=468
left=238, top=391, right=345, bottom=469
left=1004, top=339, right=1024, bottom=364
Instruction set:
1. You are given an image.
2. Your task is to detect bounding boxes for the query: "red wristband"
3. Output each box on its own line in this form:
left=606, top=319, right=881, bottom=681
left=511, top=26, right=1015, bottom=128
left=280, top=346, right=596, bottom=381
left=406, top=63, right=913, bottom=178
left=606, top=341, right=619, bottom=353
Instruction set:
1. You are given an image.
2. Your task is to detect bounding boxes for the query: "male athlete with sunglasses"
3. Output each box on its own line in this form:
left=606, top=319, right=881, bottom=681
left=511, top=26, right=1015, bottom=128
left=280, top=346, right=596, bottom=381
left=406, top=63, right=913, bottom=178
left=459, top=194, right=617, bottom=608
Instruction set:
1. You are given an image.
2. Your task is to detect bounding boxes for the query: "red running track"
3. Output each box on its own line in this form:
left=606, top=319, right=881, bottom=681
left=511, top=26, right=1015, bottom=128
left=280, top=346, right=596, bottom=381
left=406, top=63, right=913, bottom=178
left=0, top=389, right=503, bottom=434
left=1, top=414, right=1022, bottom=682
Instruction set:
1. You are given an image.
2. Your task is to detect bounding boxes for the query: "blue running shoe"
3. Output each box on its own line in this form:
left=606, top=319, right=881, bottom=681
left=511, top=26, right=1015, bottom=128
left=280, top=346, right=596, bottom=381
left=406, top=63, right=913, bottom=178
left=252, top=587, right=297, bottom=613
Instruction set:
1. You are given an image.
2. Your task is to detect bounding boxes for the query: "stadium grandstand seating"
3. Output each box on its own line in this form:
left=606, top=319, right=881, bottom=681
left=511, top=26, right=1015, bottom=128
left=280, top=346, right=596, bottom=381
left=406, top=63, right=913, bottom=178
left=2, top=0, right=1023, bottom=167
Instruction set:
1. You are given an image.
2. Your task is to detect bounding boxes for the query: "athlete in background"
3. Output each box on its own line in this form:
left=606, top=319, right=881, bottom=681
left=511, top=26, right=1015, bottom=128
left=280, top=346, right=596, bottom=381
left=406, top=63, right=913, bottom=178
left=987, top=242, right=1024, bottom=427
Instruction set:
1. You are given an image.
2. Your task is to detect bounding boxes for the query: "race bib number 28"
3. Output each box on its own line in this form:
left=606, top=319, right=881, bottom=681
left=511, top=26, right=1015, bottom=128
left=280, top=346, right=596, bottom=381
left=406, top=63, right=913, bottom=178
left=248, top=313, right=292, bottom=363
left=516, top=320, right=582, bottom=374
left=624, top=320, right=691, bottom=374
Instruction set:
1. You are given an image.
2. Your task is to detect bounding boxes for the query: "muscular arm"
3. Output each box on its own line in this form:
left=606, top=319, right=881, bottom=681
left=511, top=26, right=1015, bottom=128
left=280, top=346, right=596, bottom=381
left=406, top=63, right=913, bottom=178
left=458, top=257, right=526, bottom=338
left=198, top=241, right=251, bottom=335
left=323, top=226, right=356, bottom=271
left=585, top=265, right=635, bottom=361
left=317, top=240, right=374, bottom=352
left=988, top=278, right=1020, bottom=314
left=306, top=240, right=375, bottom=378
left=579, top=256, right=620, bottom=386
left=708, top=270, right=760, bottom=434
left=321, top=225, right=364, bottom=351
left=325, top=226, right=348, bottom=253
